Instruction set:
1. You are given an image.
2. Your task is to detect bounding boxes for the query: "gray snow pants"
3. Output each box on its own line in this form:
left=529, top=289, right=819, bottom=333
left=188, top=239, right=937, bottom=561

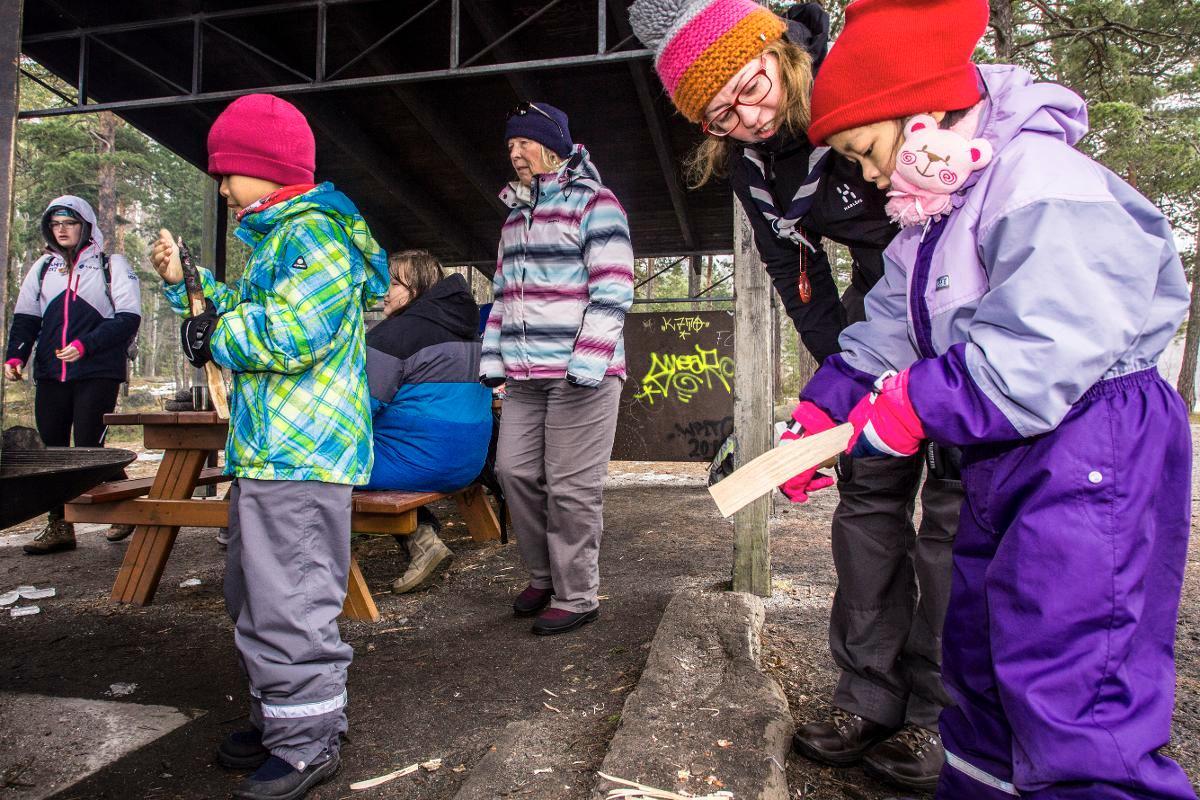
left=225, top=478, right=353, bottom=770
left=829, top=454, right=961, bottom=731
left=496, top=377, right=622, bottom=613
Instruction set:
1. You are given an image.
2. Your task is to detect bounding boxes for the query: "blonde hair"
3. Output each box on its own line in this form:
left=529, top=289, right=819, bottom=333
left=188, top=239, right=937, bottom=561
left=684, top=38, right=814, bottom=188
left=388, top=249, right=444, bottom=308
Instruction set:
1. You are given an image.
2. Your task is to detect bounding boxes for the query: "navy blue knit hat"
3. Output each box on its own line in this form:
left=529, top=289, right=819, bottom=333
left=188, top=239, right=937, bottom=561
left=504, top=102, right=573, bottom=158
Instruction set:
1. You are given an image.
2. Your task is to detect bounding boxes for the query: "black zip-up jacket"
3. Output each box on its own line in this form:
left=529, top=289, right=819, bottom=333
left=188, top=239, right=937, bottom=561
left=729, top=5, right=899, bottom=364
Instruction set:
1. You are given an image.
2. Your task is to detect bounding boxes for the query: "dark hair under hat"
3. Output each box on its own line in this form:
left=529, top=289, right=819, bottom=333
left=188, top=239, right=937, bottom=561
left=504, top=102, right=574, bottom=158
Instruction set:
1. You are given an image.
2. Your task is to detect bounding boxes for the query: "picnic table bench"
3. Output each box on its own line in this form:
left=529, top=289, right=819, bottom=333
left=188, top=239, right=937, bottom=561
left=64, top=412, right=502, bottom=622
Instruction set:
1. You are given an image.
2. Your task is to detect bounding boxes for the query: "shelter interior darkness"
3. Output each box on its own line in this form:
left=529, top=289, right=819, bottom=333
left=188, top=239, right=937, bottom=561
left=20, top=0, right=736, bottom=274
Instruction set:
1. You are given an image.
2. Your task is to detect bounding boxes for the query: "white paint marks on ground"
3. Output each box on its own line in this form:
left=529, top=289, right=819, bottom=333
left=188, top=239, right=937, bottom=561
left=0, top=692, right=195, bottom=799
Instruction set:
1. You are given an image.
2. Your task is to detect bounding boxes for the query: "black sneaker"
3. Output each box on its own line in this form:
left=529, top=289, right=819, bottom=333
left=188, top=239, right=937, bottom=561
left=531, top=607, right=599, bottom=635
left=218, top=728, right=269, bottom=770
left=231, top=752, right=340, bottom=800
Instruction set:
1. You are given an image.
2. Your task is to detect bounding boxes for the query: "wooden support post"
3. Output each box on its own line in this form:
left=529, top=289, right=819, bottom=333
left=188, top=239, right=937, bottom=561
left=688, top=254, right=701, bottom=298
left=730, top=200, right=775, bottom=596
left=0, top=0, right=21, bottom=388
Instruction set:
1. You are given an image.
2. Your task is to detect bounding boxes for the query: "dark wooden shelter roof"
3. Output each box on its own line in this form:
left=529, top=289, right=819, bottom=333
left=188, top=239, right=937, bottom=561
left=19, top=0, right=735, bottom=273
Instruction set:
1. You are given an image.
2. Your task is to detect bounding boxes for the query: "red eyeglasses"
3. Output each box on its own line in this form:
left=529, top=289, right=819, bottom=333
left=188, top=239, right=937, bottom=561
left=701, top=57, right=773, bottom=137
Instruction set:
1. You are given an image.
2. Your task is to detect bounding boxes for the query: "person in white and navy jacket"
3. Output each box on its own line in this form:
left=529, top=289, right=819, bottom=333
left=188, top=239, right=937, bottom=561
left=4, top=195, right=141, bottom=554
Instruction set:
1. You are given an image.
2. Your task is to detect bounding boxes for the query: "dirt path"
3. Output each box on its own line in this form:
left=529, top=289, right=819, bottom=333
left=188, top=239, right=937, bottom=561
left=1, top=446, right=1197, bottom=799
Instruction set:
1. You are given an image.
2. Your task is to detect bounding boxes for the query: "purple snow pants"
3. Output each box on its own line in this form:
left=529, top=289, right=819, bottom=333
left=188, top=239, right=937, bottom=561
left=938, top=369, right=1195, bottom=799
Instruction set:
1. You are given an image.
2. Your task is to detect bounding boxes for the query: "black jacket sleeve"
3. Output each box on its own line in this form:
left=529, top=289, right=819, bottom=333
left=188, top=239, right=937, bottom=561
left=731, top=165, right=846, bottom=364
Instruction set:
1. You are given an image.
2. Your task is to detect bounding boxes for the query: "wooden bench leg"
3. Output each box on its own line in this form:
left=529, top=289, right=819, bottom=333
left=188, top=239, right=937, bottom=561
left=340, top=556, right=380, bottom=622
left=454, top=485, right=501, bottom=542
left=111, top=448, right=207, bottom=606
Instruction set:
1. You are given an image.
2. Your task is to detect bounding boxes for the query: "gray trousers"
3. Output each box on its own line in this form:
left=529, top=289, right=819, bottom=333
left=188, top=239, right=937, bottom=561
left=496, top=377, right=622, bottom=613
left=829, top=454, right=961, bottom=731
left=225, top=478, right=353, bottom=770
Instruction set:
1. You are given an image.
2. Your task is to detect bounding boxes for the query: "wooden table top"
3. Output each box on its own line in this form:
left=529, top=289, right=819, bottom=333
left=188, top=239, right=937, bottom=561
left=105, top=411, right=226, bottom=426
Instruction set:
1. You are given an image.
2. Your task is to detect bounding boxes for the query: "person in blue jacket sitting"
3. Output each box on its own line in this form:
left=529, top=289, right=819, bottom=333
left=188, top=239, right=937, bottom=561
left=364, top=250, right=493, bottom=592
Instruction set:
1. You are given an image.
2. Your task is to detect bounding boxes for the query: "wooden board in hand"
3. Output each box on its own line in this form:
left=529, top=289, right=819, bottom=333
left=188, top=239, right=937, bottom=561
left=708, top=423, right=852, bottom=518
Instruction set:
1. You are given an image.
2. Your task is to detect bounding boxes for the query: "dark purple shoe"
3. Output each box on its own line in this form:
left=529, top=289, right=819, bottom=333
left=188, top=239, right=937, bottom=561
left=531, top=607, right=599, bottom=636
left=513, top=585, right=553, bottom=617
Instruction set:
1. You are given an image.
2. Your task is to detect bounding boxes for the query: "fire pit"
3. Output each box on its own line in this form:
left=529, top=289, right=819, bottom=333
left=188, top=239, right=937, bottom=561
left=1, top=447, right=136, bottom=529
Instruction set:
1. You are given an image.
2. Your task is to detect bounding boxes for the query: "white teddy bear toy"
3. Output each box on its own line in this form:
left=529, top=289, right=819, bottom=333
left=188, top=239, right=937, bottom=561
left=886, top=112, right=993, bottom=227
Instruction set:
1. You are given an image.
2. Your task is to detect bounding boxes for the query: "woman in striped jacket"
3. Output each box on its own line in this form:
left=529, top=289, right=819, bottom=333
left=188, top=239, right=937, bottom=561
left=481, top=101, right=634, bottom=636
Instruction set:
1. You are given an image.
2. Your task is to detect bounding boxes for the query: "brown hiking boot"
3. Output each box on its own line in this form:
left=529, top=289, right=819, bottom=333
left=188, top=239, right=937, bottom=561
left=24, top=517, right=76, bottom=555
left=105, top=524, right=136, bottom=542
left=392, top=524, right=453, bottom=593
left=792, top=708, right=897, bottom=766
left=863, top=723, right=945, bottom=793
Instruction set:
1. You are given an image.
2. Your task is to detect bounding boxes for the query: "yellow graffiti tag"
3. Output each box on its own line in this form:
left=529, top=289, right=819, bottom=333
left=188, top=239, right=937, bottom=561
left=660, top=315, right=710, bottom=340
left=633, top=345, right=735, bottom=405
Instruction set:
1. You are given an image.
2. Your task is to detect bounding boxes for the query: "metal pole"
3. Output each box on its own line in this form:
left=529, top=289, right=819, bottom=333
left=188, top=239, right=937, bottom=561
left=730, top=199, right=774, bottom=596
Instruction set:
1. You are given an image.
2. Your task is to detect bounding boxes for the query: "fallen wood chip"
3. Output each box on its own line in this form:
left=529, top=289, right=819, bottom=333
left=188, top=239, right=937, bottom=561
left=543, top=702, right=562, bottom=713
left=543, top=688, right=559, bottom=697
left=421, top=758, right=442, bottom=772
left=533, top=767, right=553, bottom=775
left=349, top=763, right=418, bottom=791
left=597, top=772, right=734, bottom=800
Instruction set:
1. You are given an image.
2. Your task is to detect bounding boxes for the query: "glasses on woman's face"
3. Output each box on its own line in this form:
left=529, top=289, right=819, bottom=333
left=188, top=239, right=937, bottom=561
left=506, top=101, right=565, bottom=141
left=702, top=57, right=773, bottom=137
left=49, top=220, right=82, bottom=231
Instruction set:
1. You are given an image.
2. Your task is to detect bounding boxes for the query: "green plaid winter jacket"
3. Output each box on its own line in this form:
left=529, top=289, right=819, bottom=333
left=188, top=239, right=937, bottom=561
left=165, top=183, right=388, bottom=484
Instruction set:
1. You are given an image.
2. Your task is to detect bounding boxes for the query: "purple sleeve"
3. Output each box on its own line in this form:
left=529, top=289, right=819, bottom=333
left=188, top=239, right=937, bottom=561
left=799, top=354, right=878, bottom=423
left=908, top=343, right=1022, bottom=445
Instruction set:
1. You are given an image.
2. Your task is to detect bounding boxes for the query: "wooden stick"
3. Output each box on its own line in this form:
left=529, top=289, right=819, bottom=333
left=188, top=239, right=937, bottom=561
left=176, top=238, right=230, bottom=420
left=708, top=424, right=852, bottom=518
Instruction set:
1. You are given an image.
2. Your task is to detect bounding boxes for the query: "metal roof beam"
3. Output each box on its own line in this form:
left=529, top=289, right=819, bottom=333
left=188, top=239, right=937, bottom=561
left=19, top=49, right=651, bottom=118
left=23, top=0, right=380, bottom=44
left=460, top=0, right=541, bottom=101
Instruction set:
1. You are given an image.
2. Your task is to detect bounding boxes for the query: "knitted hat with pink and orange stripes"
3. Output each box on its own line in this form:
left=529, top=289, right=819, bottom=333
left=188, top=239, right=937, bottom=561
left=629, top=0, right=786, bottom=123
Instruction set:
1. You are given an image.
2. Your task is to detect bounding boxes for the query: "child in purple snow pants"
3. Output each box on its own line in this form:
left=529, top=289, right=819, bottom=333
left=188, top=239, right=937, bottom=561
left=782, top=0, right=1197, bottom=797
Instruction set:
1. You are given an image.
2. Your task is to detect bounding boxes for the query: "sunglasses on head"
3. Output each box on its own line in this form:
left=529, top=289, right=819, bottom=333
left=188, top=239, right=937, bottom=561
left=507, top=101, right=565, bottom=141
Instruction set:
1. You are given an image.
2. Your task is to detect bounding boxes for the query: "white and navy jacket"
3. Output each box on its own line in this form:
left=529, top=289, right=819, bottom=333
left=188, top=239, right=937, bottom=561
left=5, top=195, right=141, bottom=382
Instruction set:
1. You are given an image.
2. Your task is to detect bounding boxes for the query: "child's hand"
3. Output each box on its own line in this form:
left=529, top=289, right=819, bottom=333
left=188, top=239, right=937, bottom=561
left=55, top=344, right=83, bottom=363
left=3, top=360, right=22, bottom=381
left=150, top=229, right=184, bottom=285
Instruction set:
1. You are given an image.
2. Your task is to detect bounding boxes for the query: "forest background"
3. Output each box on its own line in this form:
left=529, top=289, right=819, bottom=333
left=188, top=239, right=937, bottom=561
left=2, top=0, right=1198, bottom=419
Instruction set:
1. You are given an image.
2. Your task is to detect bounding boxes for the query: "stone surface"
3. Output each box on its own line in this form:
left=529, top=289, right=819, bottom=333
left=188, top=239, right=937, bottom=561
left=592, top=589, right=793, bottom=800
left=0, top=692, right=195, bottom=799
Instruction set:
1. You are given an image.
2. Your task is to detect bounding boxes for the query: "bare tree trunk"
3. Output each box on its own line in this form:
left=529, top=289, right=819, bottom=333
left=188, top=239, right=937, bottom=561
left=1175, top=209, right=1200, bottom=412
left=96, top=111, right=121, bottom=250
left=989, top=0, right=1015, bottom=60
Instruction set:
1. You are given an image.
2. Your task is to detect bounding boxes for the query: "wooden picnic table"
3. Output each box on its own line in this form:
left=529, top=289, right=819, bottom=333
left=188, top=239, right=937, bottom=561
left=64, top=411, right=501, bottom=621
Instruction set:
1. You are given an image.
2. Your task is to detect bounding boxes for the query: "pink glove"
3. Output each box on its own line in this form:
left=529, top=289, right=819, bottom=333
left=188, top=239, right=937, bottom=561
left=778, top=401, right=838, bottom=503
left=846, top=369, right=925, bottom=458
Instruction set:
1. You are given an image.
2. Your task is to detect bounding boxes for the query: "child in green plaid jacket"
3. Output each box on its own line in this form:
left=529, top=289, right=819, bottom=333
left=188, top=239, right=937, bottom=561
left=150, top=94, right=387, bottom=800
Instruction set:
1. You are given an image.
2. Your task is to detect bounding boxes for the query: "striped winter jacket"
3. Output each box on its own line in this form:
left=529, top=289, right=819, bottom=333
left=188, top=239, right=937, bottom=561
left=481, top=145, right=634, bottom=387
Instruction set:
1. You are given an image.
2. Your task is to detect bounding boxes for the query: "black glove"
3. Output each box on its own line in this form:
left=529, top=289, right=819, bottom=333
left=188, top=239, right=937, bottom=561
left=180, top=298, right=219, bottom=368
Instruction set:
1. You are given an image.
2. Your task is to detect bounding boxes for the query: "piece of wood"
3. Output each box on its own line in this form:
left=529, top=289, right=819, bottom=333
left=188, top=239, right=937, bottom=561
left=70, top=468, right=230, bottom=504
left=340, top=557, right=380, bottom=623
left=709, top=424, right=851, bottom=519
left=730, top=200, right=775, bottom=597
left=453, top=485, right=502, bottom=542
left=351, top=512, right=418, bottom=535
left=177, top=237, right=231, bottom=420
left=66, top=498, right=231, bottom=527
left=143, top=423, right=229, bottom=451
left=352, top=490, right=445, bottom=514
left=111, top=447, right=208, bottom=605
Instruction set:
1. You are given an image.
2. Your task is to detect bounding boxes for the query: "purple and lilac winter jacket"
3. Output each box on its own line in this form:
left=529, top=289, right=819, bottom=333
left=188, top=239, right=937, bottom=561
left=803, top=65, right=1189, bottom=444
left=481, top=145, right=634, bottom=388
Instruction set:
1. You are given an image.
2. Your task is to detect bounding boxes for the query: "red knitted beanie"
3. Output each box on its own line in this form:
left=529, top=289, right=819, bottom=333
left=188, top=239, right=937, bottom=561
left=207, top=94, right=316, bottom=185
left=808, top=0, right=990, bottom=146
